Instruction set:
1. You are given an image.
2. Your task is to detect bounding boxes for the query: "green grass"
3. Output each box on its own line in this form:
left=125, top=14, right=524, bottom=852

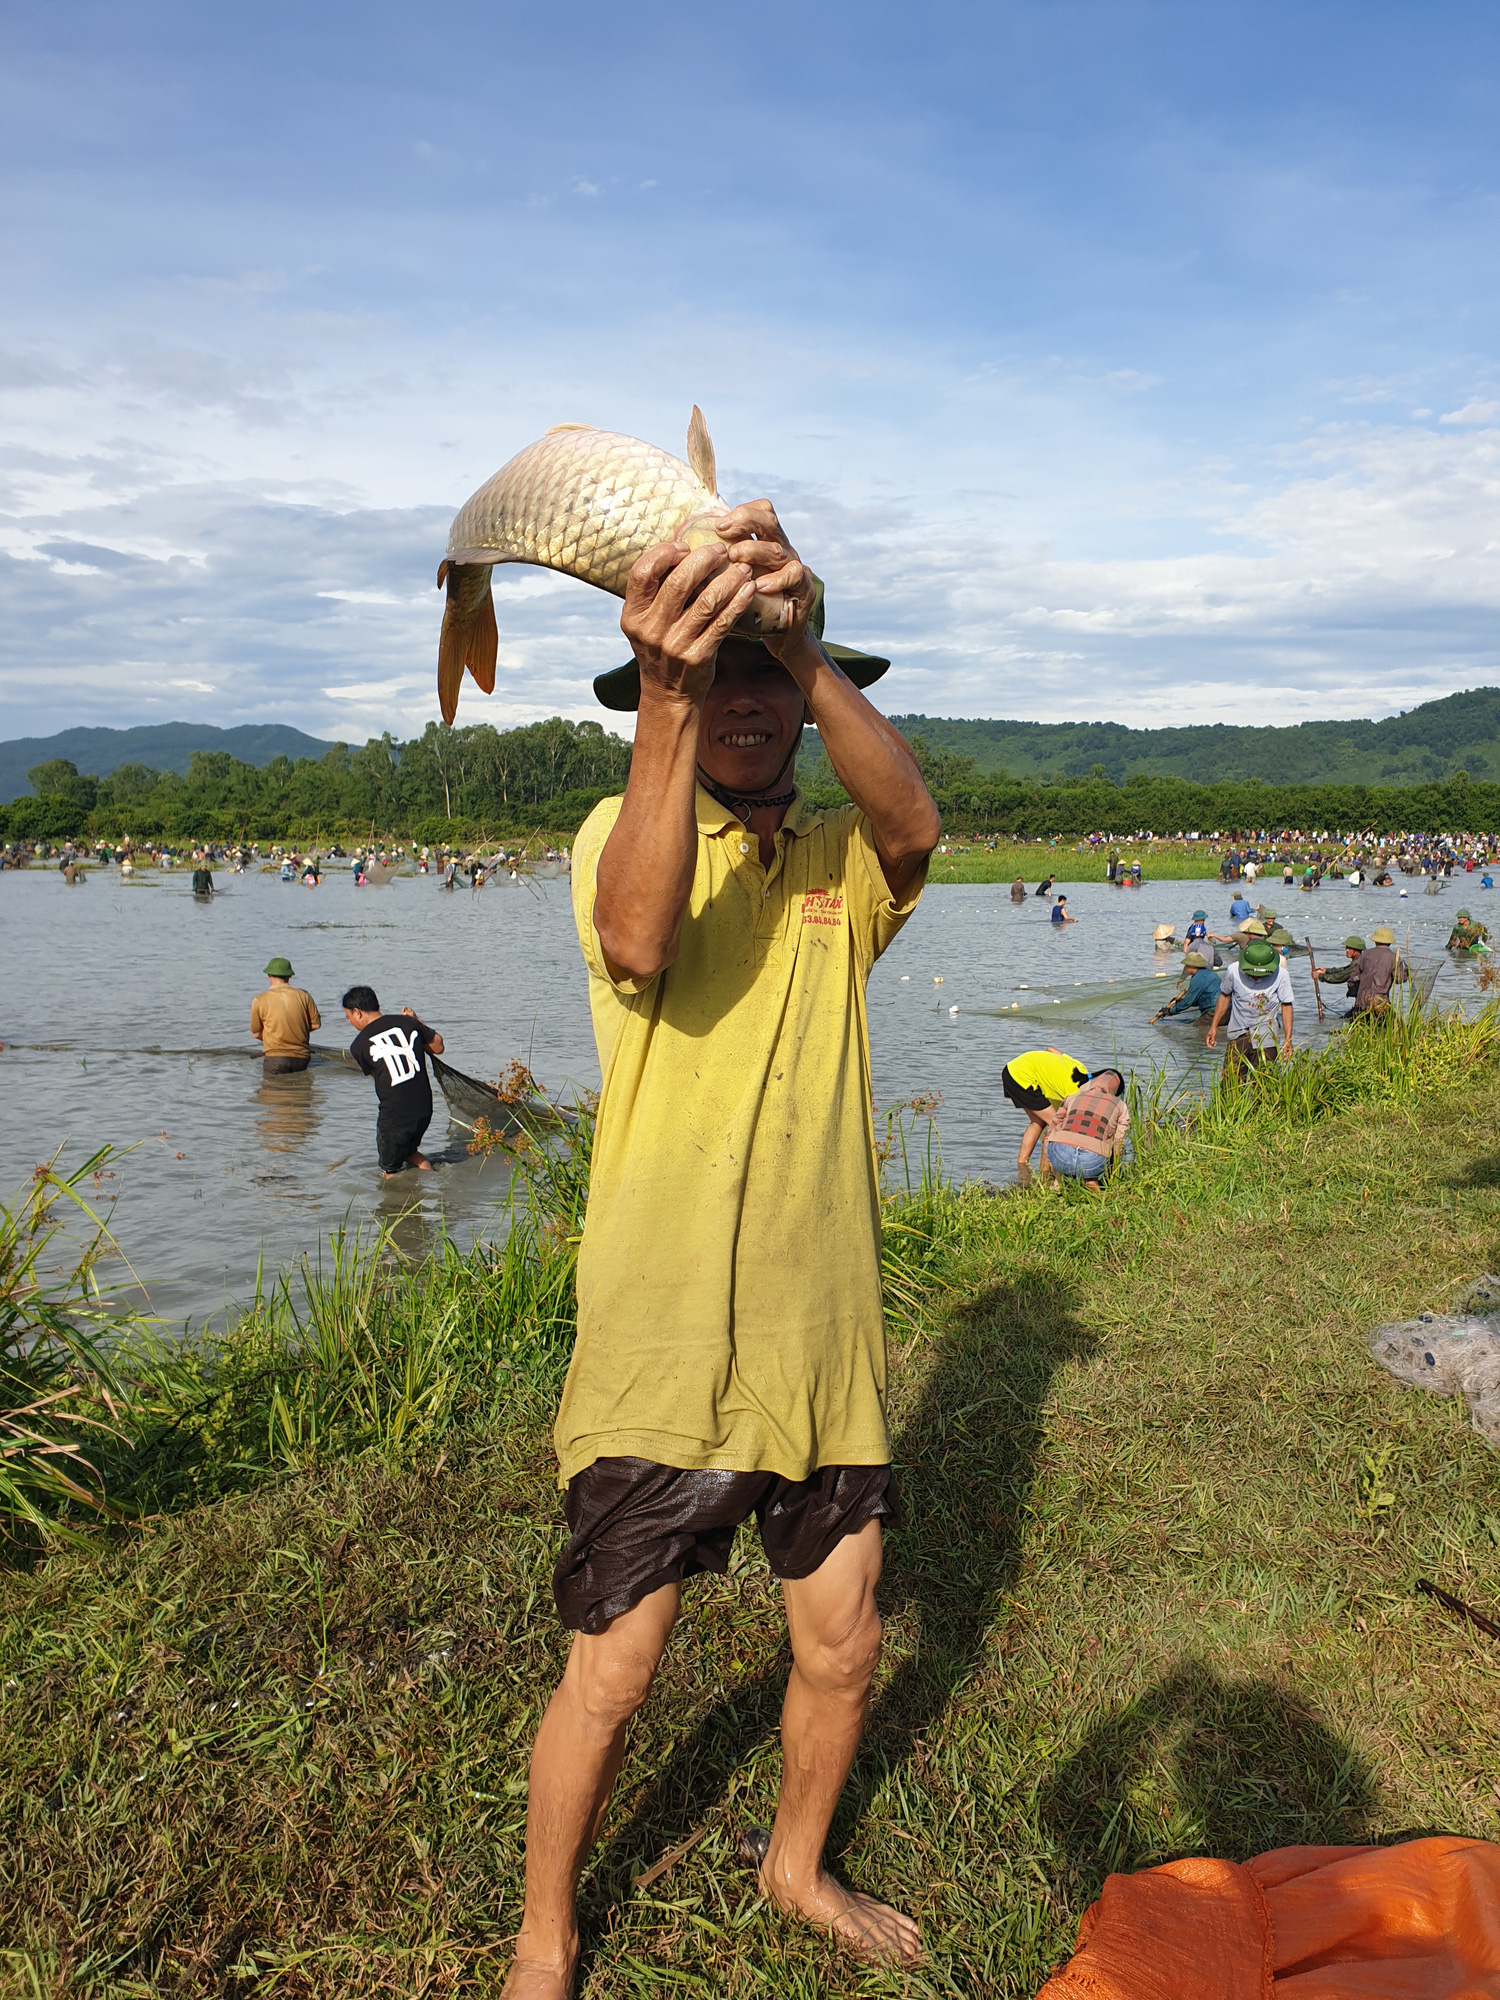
left=5, top=1014, right=1500, bottom=1994
left=928, top=842, right=1226, bottom=885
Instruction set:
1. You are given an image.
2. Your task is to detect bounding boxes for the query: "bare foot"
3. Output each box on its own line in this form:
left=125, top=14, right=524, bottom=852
left=758, top=1851, right=922, bottom=1967
left=412, top=1153, right=432, bottom=1171
left=498, top=1947, right=577, bottom=1998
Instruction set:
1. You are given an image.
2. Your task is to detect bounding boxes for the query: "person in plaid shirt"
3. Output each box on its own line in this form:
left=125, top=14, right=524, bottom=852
left=1040, top=1069, right=1129, bottom=1187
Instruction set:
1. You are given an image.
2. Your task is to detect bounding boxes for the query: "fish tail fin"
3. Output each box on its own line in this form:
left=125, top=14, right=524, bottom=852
left=436, top=560, right=498, bottom=724
left=687, top=405, right=717, bottom=495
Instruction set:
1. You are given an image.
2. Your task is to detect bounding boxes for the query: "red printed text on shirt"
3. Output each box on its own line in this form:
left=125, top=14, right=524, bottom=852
left=801, top=892, right=845, bottom=927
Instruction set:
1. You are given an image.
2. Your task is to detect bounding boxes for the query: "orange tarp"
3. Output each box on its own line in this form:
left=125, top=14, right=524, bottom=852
left=1036, top=1838, right=1500, bottom=1999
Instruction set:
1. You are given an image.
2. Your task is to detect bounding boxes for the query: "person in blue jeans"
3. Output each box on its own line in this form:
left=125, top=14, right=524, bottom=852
left=1041, top=1071, right=1129, bottom=1187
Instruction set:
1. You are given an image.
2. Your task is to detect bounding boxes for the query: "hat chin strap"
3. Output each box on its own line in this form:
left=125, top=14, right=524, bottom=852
left=696, top=739, right=801, bottom=825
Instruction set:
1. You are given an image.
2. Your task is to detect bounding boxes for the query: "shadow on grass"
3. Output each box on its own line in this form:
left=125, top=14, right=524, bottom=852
left=848, top=1271, right=1097, bottom=1829
left=1451, top=1152, right=1500, bottom=1189
left=577, top=1270, right=1094, bottom=1964
left=1040, top=1661, right=1376, bottom=1900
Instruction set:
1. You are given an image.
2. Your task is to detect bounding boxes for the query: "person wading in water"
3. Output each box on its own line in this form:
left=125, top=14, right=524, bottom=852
left=499, top=501, right=940, bottom=1997
left=250, top=957, right=321, bottom=1073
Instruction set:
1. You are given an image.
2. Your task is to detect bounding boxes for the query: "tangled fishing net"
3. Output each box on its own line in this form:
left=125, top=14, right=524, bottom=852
left=1369, top=1275, right=1500, bottom=1446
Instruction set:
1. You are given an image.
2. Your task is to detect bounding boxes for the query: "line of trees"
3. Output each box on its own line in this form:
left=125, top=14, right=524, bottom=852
left=5, top=719, right=1500, bottom=845
left=801, top=737, right=1500, bottom=837
left=2, top=719, right=633, bottom=844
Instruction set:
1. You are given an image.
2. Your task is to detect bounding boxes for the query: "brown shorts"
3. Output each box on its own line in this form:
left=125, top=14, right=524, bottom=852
left=553, top=1457, right=897, bottom=1635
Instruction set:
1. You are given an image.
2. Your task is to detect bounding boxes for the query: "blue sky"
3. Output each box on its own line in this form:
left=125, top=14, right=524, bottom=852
left=2, top=0, right=1498, bottom=744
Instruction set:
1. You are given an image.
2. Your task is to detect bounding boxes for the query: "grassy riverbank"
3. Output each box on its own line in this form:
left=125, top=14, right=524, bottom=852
left=6, top=1008, right=1500, bottom=1996
left=929, top=842, right=1224, bottom=886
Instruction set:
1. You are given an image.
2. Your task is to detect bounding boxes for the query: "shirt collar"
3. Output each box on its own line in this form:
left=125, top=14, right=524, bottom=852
left=694, top=784, right=821, bottom=839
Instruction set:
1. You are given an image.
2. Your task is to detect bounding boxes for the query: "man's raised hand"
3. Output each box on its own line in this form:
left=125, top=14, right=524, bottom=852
left=710, top=500, right=816, bottom=658
left=621, top=542, right=756, bottom=706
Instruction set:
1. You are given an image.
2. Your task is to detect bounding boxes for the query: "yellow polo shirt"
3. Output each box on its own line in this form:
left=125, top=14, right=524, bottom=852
left=555, top=787, right=926, bottom=1486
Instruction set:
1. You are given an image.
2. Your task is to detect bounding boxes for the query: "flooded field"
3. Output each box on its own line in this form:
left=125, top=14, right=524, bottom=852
left=2, top=860, right=1486, bottom=1327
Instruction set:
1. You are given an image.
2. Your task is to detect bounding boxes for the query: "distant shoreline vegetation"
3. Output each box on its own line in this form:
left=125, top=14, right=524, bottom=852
left=4, top=713, right=1500, bottom=845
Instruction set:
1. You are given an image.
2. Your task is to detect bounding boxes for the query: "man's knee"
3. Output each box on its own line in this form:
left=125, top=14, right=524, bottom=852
left=796, top=1606, right=883, bottom=1697
left=568, top=1628, right=664, bottom=1730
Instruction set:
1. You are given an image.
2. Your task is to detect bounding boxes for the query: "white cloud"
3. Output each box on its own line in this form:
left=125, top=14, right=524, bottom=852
left=1439, top=400, right=1500, bottom=426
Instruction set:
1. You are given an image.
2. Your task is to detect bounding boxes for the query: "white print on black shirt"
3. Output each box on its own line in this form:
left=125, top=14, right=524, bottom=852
left=367, top=1028, right=420, bottom=1087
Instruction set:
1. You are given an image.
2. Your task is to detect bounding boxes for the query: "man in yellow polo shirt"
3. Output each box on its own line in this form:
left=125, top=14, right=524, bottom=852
left=501, top=503, right=939, bottom=1999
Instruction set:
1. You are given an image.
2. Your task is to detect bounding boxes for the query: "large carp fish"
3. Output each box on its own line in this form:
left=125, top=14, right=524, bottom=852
left=435, top=407, right=792, bottom=723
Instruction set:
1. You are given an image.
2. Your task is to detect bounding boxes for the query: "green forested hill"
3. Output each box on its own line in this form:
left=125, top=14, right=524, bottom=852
left=846, top=686, right=1500, bottom=786
left=0, top=722, right=333, bottom=802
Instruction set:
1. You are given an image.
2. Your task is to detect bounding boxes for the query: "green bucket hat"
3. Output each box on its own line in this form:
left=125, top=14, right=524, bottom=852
left=591, top=572, right=890, bottom=712
left=1192, top=909, right=1207, bottom=921
left=265, top=957, right=294, bottom=979
left=1343, top=935, right=1366, bottom=951
left=1240, top=940, right=1279, bottom=976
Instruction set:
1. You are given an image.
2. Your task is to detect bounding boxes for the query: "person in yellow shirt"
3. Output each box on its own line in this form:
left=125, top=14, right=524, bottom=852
left=249, top=957, right=321, bottom=1073
left=500, top=504, right=939, bottom=1999
left=1000, top=1046, right=1093, bottom=1167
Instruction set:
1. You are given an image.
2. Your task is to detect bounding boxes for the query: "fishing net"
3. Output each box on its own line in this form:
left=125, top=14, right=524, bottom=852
left=1370, top=1277, right=1500, bottom=1447
left=975, top=974, right=1176, bottom=1024
left=430, top=1053, right=574, bottom=1136
left=1402, top=954, right=1444, bottom=1009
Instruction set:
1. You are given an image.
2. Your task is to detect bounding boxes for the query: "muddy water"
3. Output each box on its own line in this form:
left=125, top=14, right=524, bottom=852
left=1, top=861, right=1486, bottom=1326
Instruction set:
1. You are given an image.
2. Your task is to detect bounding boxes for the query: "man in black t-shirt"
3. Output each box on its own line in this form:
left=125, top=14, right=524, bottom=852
left=342, top=984, right=446, bottom=1176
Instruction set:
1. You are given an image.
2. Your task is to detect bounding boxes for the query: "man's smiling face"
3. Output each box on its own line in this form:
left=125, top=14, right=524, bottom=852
left=696, top=639, right=807, bottom=794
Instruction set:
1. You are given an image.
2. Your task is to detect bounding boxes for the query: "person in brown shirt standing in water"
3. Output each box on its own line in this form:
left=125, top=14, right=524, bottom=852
left=250, top=957, right=321, bottom=1072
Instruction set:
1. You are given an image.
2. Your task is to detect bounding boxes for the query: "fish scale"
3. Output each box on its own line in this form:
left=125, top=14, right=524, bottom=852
left=434, top=410, right=791, bottom=723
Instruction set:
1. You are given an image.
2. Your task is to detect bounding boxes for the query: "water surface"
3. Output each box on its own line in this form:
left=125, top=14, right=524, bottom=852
left=1, top=863, right=1484, bottom=1326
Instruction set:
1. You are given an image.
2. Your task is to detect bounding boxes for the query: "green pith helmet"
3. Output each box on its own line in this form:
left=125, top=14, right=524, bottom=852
left=1371, top=927, right=1395, bottom=944
left=1343, top=935, right=1366, bottom=951
left=265, top=957, right=293, bottom=978
left=1457, top=908, right=1472, bottom=920
left=1239, top=941, right=1279, bottom=975
left=591, top=572, right=890, bottom=712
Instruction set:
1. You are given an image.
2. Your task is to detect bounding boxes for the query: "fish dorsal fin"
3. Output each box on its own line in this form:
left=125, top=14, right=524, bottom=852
left=686, top=405, right=717, bottom=494
left=545, top=422, right=596, bottom=434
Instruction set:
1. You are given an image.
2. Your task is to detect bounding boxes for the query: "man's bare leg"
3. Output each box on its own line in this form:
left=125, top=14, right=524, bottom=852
left=502, top=1582, right=680, bottom=1999
left=760, top=1519, right=922, bottom=1965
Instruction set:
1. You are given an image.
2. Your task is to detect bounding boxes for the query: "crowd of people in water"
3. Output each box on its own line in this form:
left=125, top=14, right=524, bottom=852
left=990, top=854, right=1493, bottom=1188
left=0, top=834, right=573, bottom=892
left=7, top=823, right=1494, bottom=1191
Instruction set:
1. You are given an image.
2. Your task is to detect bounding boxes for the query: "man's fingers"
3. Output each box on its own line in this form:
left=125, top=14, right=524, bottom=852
left=713, top=498, right=783, bottom=543
left=750, top=558, right=809, bottom=599
left=674, top=576, right=757, bottom=662
left=677, top=565, right=753, bottom=637
left=652, top=542, right=733, bottom=621
left=623, top=541, right=690, bottom=620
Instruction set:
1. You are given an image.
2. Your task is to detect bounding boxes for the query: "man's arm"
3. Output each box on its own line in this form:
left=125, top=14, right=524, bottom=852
left=401, top=1005, right=445, bottom=1056
left=250, top=996, right=264, bottom=1041
left=593, top=544, right=758, bottom=982
left=717, top=502, right=940, bottom=896
left=1280, top=1000, right=1294, bottom=1053
left=1205, top=993, right=1230, bottom=1048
